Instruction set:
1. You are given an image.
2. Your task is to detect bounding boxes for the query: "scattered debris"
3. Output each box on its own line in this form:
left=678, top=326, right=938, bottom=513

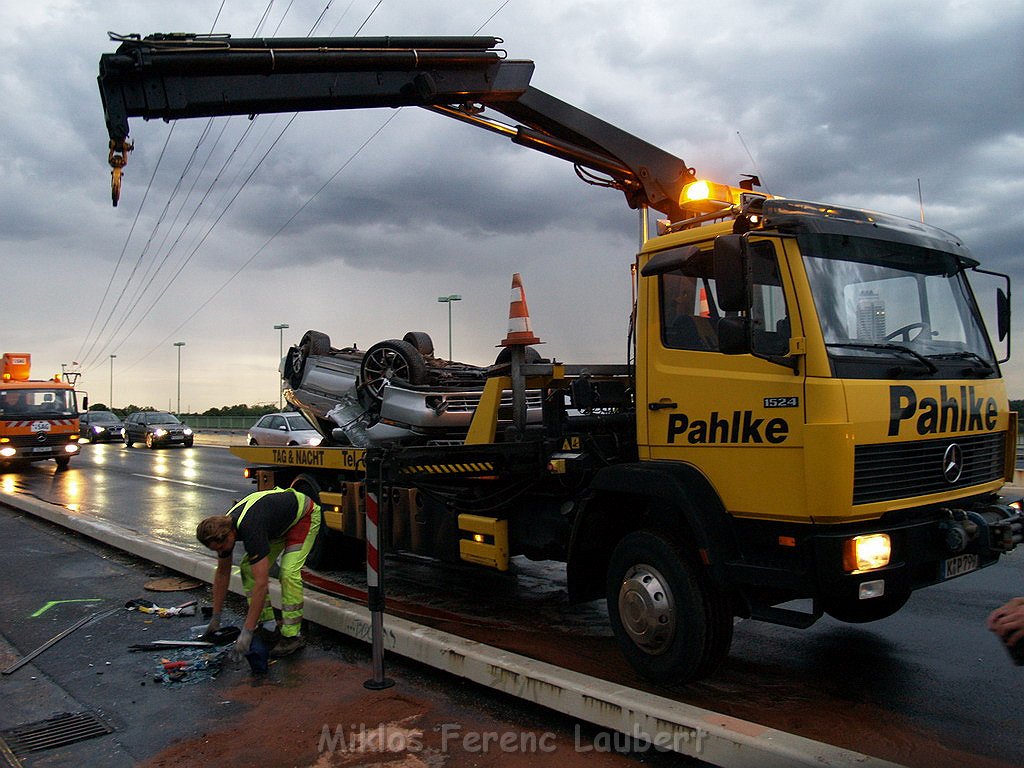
left=152, top=648, right=229, bottom=686
left=125, top=598, right=197, bottom=617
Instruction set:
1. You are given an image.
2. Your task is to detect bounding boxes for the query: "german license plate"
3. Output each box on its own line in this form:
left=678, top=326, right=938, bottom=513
left=30, top=447, right=53, bottom=454
left=942, top=553, right=979, bottom=580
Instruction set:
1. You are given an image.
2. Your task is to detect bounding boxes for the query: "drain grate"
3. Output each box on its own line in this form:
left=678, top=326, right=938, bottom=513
left=0, top=711, right=112, bottom=757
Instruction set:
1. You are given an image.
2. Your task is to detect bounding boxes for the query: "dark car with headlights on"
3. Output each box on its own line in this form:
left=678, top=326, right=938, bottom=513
left=123, top=411, right=194, bottom=449
left=80, top=410, right=124, bottom=443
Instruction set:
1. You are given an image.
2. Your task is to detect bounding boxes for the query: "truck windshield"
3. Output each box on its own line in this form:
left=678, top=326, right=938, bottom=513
left=801, top=233, right=996, bottom=378
left=0, top=388, right=77, bottom=419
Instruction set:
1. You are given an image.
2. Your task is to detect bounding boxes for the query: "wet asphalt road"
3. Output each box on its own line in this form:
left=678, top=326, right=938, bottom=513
left=5, top=441, right=1024, bottom=767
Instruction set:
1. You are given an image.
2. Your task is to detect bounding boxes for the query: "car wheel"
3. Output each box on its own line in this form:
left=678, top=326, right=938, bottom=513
left=492, top=345, right=542, bottom=367
left=402, top=331, right=435, bottom=357
left=183, top=437, right=194, bottom=448
left=285, top=330, right=332, bottom=388
left=146, top=433, right=155, bottom=449
left=124, top=434, right=133, bottom=448
left=248, top=437, right=258, bottom=446
left=359, top=339, right=428, bottom=404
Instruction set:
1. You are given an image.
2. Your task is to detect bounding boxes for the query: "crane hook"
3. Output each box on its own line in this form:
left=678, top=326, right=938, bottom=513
left=108, top=138, right=133, bottom=207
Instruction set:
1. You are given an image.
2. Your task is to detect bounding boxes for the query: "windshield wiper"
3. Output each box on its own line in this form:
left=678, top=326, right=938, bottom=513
left=926, top=351, right=995, bottom=376
left=826, top=342, right=938, bottom=375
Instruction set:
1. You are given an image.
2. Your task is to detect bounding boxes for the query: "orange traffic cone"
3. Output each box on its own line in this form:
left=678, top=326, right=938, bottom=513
left=698, top=287, right=710, bottom=318
left=499, top=273, right=543, bottom=347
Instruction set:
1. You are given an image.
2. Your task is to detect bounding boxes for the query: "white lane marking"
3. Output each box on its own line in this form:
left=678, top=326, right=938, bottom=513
left=132, top=473, right=242, bottom=493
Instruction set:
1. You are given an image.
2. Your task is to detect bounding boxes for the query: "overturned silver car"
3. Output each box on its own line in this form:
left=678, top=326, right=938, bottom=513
left=282, top=330, right=543, bottom=447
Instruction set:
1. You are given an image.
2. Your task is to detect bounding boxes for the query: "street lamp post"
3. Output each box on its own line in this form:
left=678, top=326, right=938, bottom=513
left=173, top=342, right=186, bottom=415
left=273, top=323, right=289, bottom=409
left=437, top=294, right=462, bottom=360
left=109, top=354, right=116, bottom=408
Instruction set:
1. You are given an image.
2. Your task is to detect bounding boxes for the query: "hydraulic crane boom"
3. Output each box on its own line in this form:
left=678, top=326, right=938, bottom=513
left=98, top=33, right=695, bottom=214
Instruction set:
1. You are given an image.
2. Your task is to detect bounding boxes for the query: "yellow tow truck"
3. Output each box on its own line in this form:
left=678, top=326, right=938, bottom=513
left=98, top=34, right=1021, bottom=682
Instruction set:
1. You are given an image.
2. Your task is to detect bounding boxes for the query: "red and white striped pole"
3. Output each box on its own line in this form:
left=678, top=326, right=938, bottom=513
left=363, top=452, right=394, bottom=690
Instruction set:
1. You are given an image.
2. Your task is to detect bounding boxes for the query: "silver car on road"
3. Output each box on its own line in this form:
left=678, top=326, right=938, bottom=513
left=247, top=412, right=323, bottom=447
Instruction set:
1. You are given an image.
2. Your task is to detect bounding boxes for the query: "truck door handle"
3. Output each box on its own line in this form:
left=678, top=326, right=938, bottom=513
left=648, top=401, right=678, bottom=411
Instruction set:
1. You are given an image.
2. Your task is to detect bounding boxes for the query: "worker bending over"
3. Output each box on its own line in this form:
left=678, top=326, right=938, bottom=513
left=196, top=487, right=321, bottom=658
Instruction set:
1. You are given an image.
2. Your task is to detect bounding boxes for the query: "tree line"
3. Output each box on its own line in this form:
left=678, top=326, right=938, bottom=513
left=85, top=403, right=281, bottom=419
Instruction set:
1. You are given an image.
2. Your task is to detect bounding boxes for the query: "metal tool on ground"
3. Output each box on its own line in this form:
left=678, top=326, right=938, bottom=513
left=2, top=607, right=120, bottom=676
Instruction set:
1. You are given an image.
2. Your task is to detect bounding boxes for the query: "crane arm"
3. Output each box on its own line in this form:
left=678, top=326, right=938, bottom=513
left=98, top=33, right=695, bottom=214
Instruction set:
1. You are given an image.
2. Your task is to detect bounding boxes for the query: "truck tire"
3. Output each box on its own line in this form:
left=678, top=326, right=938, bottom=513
left=289, top=473, right=365, bottom=571
left=55, top=456, right=71, bottom=471
left=402, top=331, right=435, bottom=357
left=359, top=339, right=427, bottom=403
left=289, top=473, right=332, bottom=571
left=606, top=530, right=728, bottom=684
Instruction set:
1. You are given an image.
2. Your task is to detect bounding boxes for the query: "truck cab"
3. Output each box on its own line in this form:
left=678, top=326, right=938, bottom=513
left=0, top=353, right=81, bottom=471
left=634, top=192, right=1014, bottom=626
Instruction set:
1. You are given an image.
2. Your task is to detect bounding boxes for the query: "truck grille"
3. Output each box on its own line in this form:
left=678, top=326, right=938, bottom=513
left=853, top=432, right=1005, bottom=505
left=6, top=433, right=68, bottom=448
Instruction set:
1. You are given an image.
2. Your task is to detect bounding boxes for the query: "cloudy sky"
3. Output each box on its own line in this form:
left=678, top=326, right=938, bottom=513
left=2, top=0, right=1022, bottom=411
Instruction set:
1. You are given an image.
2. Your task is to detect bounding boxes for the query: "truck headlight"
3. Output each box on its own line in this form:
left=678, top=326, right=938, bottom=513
left=843, top=533, right=891, bottom=573
left=0, top=447, right=16, bottom=458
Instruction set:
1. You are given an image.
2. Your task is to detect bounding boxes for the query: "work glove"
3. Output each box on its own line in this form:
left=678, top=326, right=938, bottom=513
left=230, top=627, right=254, bottom=662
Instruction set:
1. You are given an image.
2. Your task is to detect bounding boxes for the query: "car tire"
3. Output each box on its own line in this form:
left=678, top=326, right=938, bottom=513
left=146, top=433, right=155, bottom=449
left=248, top=437, right=258, bottom=446
left=492, top=346, right=542, bottom=367
left=359, top=339, right=428, bottom=404
left=124, top=434, right=133, bottom=448
left=285, top=330, right=332, bottom=388
left=183, top=437, right=194, bottom=448
left=402, top=331, right=435, bottom=357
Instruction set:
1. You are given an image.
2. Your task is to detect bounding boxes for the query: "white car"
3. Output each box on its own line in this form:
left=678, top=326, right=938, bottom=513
left=247, top=412, right=323, bottom=447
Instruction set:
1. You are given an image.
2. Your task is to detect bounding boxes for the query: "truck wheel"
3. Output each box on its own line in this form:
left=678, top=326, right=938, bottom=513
left=360, top=339, right=427, bottom=403
left=402, top=331, right=434, bottom=357
left=290, top=473, right=332, bottom=571
left=55, top=456, right=71, bottom=471
left=606, top=530, right=721, bottom=684
left=289, top=473, right=364, bottom=571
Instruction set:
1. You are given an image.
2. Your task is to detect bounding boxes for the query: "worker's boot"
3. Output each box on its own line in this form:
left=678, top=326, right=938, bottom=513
left=270, top=634, right=306, bottom=658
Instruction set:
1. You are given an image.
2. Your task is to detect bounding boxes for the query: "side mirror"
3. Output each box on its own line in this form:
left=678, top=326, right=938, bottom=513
left=997, top=287, right=1010, bottom=342
left=714, top=235, right=750, bottom=311
left=718, top=316, right=751, bottom=355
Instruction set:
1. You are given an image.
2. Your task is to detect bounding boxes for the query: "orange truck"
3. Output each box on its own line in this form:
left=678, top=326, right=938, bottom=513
left=0, top=353, right=81, bottom=471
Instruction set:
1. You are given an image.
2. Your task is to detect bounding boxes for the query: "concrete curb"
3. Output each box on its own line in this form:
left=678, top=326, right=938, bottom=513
left=2, top=490, right=902, bottom=768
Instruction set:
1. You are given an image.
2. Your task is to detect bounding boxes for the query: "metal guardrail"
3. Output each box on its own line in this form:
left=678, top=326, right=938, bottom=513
left=184, top=416, right=255, bottom=429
